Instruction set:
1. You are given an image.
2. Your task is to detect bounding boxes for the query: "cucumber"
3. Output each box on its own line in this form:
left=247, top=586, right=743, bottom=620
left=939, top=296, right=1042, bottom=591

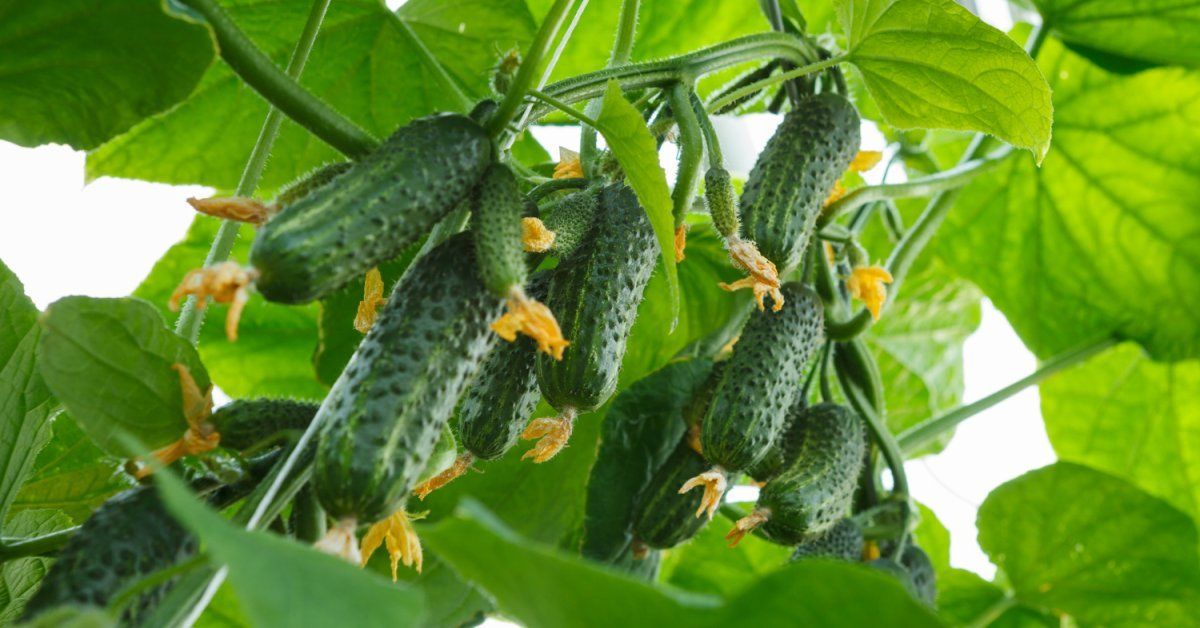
left=631, top=439, right=723, bottom=549
left=737, top=94, right=860, bottom=271
left=313, top=232, right=501, bottom=532
left=744, top=394, right=809, bottom=483
left=275, top=162, right=353, bottom=207
left=208, top=398, right=318, bottom=452
left=457, top=333, right=541, bottom=462
left=526, top=184, right=657, bottom=463
left=684, top=283, right=823, bottom=515
left=704, top=168, right=739, bottom=240
left=251, top=113, right=493, bottom=304
left=730, top=403, right=865, bottom=546
left=790, top=518, right=863, bottom=562
left=870, top=545, right=937, bottom=607
left=541, top=187, right=598, bottom=260
left=470, top=163, right=527, bottom=298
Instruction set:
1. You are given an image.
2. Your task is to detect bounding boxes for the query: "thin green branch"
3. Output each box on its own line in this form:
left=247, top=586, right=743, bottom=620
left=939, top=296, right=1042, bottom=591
left=176, top=0, right=333, bottom=342
left=667, top=82, right=704, bottom=227
left=178, top=0, right=375, bottom=158
left=898, top=336, right=1118, bottom=455
left=0, top=526, right=79, bottom=560
left=690, top=93, right=723, bottom=168
left=581, top=0, right=639, bottom=175
left=706, top=55, right=847, bottom=113
left=487, top=0, right=580, bottom=136
left=527, top=177, right=589, bottom=202
left=526, top=89, right=603, bottom=129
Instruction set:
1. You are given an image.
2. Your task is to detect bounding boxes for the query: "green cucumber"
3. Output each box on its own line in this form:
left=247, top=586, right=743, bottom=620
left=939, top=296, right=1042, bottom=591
left=631, top=439, right=724, bottom=550
left=313, top=233, right=502, bottom=526
left=536, top=184, right=657, bottom=414
left=790, top=518, right=863, bottom=562
left=745, top=394, right=809, bottom=483
left=738, top=94, right=860, bottom=271
left=209, top=398, right=318, bottom=452
left=470, top=163, right=527, bottom=298
left=870, top=545, right=937, bottom=607
left=699, top=283, right=824, bottom=475
left=274, top=162, right=353, bottom=207
left=750, top=403, right=866, bottom=545
left=251, top=113, right=493, bottom=304
left=704, top=168, right=739, bottom=240
left=541, top=187, right=598, bottom=261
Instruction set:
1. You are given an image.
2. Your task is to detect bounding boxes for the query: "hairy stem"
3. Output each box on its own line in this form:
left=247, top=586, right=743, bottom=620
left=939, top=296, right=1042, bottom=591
left=178, top=0, right=375, bottom=158
left=527, top=89, right=602, bottom=129
left=580, top=0, right=639, bottom=173
left=487, top=0, right=580, bottom=136
left=705, top=55, right=846, bottom=113
left=175, top=0, right=334, bottom=342
left=667, top=82, right=704, bottom=227
left=898, top=336, right=1118, bottom=455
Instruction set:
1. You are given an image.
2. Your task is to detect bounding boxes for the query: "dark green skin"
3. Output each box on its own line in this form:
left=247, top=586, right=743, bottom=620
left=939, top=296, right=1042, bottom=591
left=536, top=184, right=657, bottom=412
left=790, top=518, right=863, bottom=562
left=470, top=163, right=526, bottom=297
left=738, top=93, right=860, bottom=271
left=457, top=335, right=540, bottom=461
left=313, top=233, right=502, bottom=524
left=756, top=403, right=866, bottom=545
left=700, top=283, right=824, bottom=473
left=631, top=440, right=722, bottom=549
left=704, top=168, right=739, bottom=239
left=542, top=187, right=599, bottom=260
left=744, top=393, right=809, bottom=482
left=274, top=162, right=352, bottom=207
left=209, top=398, right=318, bottom=451
left=251, top=113, right=493, bottom=304
left=870, top=545, right=937, bottom=607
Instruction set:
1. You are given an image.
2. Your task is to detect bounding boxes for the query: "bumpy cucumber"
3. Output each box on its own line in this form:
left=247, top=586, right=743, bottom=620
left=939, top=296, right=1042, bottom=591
left=251, top=114, right=493, bottom=304
left=699, top=283, right=824, bottom=474
left=752, top=403, right=865, bottom=545
left=274, top=162, right=353, bottom=207
left=209, top=398, right=318, bottom=451
left=704, top=167, right=739, bottom=240
left=313, top=233, right=502, bottom=525
left=541, top=187, right=599, bottom=259
left=738, top=94, right=860, bottom=270
left=581, top=359, right=712, bottom=563
left=631, top=439, right=722, bottom=549
left=745, top=394, right=809, bottom=483
left=536, top=184, right=657, bottom=413
left=470, top=163, right=527, bottom=297
left=790, top=518, right=863, bottom=562
left=870, top=545, right=937, bottom=606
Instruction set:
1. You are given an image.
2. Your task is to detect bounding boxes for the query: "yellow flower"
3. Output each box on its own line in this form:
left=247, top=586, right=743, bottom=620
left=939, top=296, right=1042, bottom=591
left=521, top=217, right=556, bottom=253
left=187, top=196, right=276, bottom=225
left=361, top=510, right=424, bottom=579
left=521, top=407, right=577, bottom=463
left=674, top=224, right=688, bottom=262
left=824, top=180, right=847, bottom=207
left=553, top=148, right=583, bottom=179
left=491, top=287, right=569, bottom=360
left=846, top=265, right=894, bottom=320
left=133, top=364, right=217, bottom=479
left=353, top=267, right=387, bottom=333
left=849, top=150, right=883, bottom=172
left=168, top=262, right=256, bottom=341
left=718, top=237, right=783, bottom=311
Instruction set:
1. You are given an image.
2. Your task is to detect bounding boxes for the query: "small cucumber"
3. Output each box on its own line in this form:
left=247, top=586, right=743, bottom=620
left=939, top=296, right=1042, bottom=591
left=251, top=114, right=493, bottom=304
left=208, top=398, right=318, bottom=452
left=738, top=94, right=860, bottom=271
left=541, top=187, right=599, bottom=260
left=470, top=163, right=527, bottom=298
left=870, top=545, right=937, bottom=607
left=631, top=439, right=723, bottom=550
left=790, top=518, right=864, bottom=562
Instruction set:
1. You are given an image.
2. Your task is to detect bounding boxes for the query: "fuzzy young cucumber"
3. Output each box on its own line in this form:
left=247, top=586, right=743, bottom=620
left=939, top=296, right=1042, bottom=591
left=738, top=94, right=860, bottom=271
left=251, top=114, right=493, bottom=304
left=728, top=403, right=865, bottom=546
left=312, top=233, right=501, bottom=563
left=209, top=398, right=318, bottom=451
left=470, top=163, right=527, bottom=298
left=525, top=184, right=657, bottom=463
left=541, top=187, right=598, bottom=260
left=790, top=518, right=864, bottom=562
left=684, top=283, right=823, bottom=516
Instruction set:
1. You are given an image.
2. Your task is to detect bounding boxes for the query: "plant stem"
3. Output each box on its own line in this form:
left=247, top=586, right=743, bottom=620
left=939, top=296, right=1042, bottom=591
left=706, top=55, right=847, bottom=113
left=178, top=0, right=375, bottom=158
left=667, top=82, right=704, bottom=227
left=527, top=177, right=589, bottom=202
left=690, top=93, right=723, bottom=168
left=175, top=0, right=333, bottom=342
left=0, top=526, right=79, bottom=560
left=580, top=0, right=639, bottom=173
left=966, top=595, right=1018, bottom=628
left=487, top=0, right=580, bottom=137
left=526, top=89, right=603, bottom=129
left=898, top=336, right=1117, bottom=455
left=819, top=149, right=1011, bottom=228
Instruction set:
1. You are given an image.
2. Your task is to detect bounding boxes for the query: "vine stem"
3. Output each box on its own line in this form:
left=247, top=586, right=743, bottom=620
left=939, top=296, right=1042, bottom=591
left=580, top=0, right=639, bottom=173
left=0, top=526, right=79, bottom=560
left=966, top=595, right=1018, bottom=628
left=705, top=55, right=846, bottom=113
left=486, top=0, right=581, bottom=137
left=178, top=0, right=375, bottom=158
left=898, top=336, right=1117, bottom=455
left=175, top=0, right=333, bottom=342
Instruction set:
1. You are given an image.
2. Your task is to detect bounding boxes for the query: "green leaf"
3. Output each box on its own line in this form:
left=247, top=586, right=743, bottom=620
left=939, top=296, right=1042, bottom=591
left=0, top=0, right=213, bottom=150
left=17, top=605, right=115, bottom=628
left=977, top=462, right=1200, bottom=625
left=936, top=569, right=1058, bottom=627
left=0, top=510, right=74, bottom=624
left=38, top=297, right=209, bottom=457
left=1034, top=0, right=1200, bottom=67
left=836, top=0, right=1053, bottom=160
left=134, top=216, right=325, bottom=399
left=659, top=512, right=791, bottom=598
left=912, top=503, right=950, bottom=575
left=934, top=38, right=1200, bottom=360
left=88, top=0, right=534, bottom=191
left=154, top=473, right=425, bottom=627
left=13, top=414, right=132, bottom=524
left=1, top=261, right=39, bottom=365
left=1042, top=342, right=1200, bottom=522
left=595, top=80, right=679, bottom=327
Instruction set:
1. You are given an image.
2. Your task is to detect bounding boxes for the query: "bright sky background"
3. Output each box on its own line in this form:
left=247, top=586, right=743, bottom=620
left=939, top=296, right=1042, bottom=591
left=0, top=0, right=1041, bottom=610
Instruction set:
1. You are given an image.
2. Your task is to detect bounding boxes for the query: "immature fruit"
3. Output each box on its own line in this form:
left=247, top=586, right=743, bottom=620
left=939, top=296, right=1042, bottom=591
left=541, top=187, right=599, bottom=259
left=744, top=393, right=808, bottom=483
left=251, top=113, right=493, bottom=304
left=208, top=398, right=318, bottom=452
left=470, top=163, right=528, bottom=298
left=870, top=545, right=937, bottom=607
left=632, top=439, right=724, bottom=549
left=790, top=518, right=864, bottom=562
left=738, top=93, right=860, bottom=271
left=731, top=403, right=865, bottom=546
left=704, top=167, right=739, bottom=240
left=525, top=184, right=657, bottom=463
left=313, top=233, right=502, bottom=529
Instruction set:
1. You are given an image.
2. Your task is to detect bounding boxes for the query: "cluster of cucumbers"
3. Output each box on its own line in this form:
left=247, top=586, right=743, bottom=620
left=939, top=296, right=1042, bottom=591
left=23, top=75, right=936, bottom=621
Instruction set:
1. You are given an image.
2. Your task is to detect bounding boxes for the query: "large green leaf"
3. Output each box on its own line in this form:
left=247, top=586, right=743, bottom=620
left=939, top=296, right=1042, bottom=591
left=659, top=512, right=791, bottom=598
left=38, top=297, right=209, bottom=457
left=1042, top=342, right=1200, bottom=522
left=88, top=0, right=534, bottom=191
left=836, top=0, right=1053, bottom=159
left=134, top=217, right=325, bottom=399
left=935, top=38, right=1200, bottom=361
left=937, top=568, right=1058, bottom=627
left=977, top=462, right=1200, bottom=626
left=12, top=414, right=131, bottom=524
left=1034, top=0, right=1200, bottom=67
left=155, top=473, right=425, bottom=627
left=0, top=510, right=74, bottom=623
left=0, top=0, right=213, bottom=150
left=0, top=262, right=38, bottom=365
